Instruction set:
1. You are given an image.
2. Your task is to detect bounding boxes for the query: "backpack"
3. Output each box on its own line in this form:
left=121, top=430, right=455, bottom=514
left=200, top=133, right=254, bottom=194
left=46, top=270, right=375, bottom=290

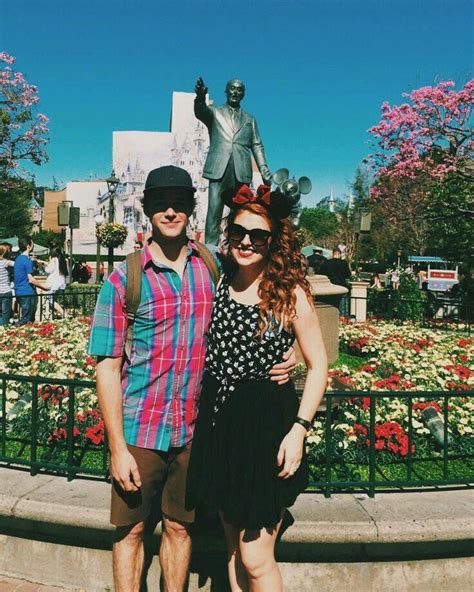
left=123, top=241, right=220, bottom=360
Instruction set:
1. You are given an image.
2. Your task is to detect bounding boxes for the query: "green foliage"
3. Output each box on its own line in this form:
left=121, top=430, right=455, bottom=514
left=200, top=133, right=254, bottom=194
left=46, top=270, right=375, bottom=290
left=0, top=176, right=34, bottom=237
left=391, top=269, right=426, bottom=322
left=300, top=207, right=339, bottom=244
left=63, top=283, right=100, bottom=316
left=425, top=174, right=473, bottom=267
left=32, top=229, right=63, bottom=251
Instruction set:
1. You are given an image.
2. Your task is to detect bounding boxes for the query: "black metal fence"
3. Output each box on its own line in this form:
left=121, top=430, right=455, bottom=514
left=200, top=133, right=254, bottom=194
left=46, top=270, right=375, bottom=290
left=1, top=372, right=472, bottom=496
left=10, top=288, right=471, bottom=335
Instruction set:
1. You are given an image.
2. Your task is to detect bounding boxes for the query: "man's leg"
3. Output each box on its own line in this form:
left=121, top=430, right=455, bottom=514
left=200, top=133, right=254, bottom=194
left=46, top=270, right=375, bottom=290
left=159, top=516, right=192, bottom=592
left=113, top=521, right=146, bottom=592
left=205, top=157, right=238, bottom=245
left=159, top=443, right=195, bottom=591
left=17, top=296, right=29, bottom=325
left=205, top=180, right=225, bottom=245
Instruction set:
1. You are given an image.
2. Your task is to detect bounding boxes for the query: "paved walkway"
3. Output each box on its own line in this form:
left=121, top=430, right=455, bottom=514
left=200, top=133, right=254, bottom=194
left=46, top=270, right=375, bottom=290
left=0, top=577, right=80, bottom=591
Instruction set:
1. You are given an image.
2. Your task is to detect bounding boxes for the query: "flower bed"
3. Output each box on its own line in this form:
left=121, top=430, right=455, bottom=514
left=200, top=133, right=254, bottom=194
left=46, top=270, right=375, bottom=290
left=0, top=318, right=473, bottom=484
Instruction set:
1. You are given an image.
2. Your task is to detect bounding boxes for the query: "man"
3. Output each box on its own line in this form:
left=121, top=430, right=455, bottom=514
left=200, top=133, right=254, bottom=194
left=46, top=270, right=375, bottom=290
left=307, top=248, right=326, bottom=274
left=194, top=77, right=272, bottom=244
left=88, top=165, right=294, bottom=592
left=320, top=247, right=352, bottom=314
left=13, top=236, right=47, bottom=325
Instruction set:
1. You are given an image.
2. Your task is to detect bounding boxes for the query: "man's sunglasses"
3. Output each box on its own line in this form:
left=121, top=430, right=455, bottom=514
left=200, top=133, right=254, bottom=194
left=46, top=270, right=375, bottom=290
left=227, top=223, right=272, bottom=247
left=146, top=198, right=193, bottom=216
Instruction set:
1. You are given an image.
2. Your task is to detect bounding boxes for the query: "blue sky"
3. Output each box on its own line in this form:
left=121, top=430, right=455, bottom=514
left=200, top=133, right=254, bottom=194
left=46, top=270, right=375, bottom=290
left=2, top=0, right=472, bottom=205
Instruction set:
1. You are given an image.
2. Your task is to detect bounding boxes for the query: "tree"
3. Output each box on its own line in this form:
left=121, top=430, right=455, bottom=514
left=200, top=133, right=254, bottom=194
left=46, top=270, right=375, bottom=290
left=0, top=52, right=49, bottom=183
left=0, top=176, right=34, bottom=237
left=367, top=80, right=474, bottom=264
left=299, top=207, right=339, bottom=245
left=368, top=80, right=473, bottom=191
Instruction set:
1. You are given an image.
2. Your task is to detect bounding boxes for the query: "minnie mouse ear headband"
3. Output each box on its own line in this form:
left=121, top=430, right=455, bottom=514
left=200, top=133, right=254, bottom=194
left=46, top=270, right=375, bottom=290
left=221, top=184, right=293, bottom=220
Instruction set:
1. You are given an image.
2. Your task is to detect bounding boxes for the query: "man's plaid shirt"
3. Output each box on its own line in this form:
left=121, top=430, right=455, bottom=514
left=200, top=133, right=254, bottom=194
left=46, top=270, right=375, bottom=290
left=88, top=241, right=216, bottom=451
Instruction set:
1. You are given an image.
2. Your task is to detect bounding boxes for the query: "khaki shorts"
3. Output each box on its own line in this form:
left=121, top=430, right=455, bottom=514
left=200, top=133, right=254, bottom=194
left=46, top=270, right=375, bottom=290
left=110, top=442, right=194, bottom=526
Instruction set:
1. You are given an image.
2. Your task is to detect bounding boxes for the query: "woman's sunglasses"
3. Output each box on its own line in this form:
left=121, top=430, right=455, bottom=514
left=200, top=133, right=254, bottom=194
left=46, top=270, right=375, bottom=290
left=227, top=223, right=272, bottom=247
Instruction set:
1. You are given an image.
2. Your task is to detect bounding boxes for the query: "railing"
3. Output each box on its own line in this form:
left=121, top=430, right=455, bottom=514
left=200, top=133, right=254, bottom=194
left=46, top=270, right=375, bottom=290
left=1, top=373, right=472, bottom=496
left=0, top=373, right=107, bottom=481
left=9, top=287, right=471, bottom=333
left=307, top=390, right=474, bottom=497
left=8, top=288, right=101, bottom=323
left=348, top=291, right=472, bottom=334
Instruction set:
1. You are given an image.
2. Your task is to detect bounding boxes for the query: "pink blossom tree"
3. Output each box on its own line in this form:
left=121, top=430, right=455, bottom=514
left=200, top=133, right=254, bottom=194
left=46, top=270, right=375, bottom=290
left=368, top=80, right=473, bottom=196
left=0, top=52, right=49, bottom=180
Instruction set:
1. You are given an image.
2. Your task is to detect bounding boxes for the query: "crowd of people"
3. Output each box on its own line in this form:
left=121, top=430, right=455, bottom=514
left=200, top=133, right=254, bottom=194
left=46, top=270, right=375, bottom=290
left=0, top=237, right=69, bottom=325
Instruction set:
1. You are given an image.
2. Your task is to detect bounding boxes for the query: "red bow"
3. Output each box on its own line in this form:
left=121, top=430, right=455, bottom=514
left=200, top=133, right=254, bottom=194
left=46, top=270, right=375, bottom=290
left=232, top=184, right=271, bottom=206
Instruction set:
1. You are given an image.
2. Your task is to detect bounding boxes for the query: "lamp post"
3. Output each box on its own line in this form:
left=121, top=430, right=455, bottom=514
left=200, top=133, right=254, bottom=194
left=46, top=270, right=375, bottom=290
left=397, top=248, right=402, bottom=268
left=106, top=169, right=120, bottom=276
left=94, top=213, right=104, bottom=284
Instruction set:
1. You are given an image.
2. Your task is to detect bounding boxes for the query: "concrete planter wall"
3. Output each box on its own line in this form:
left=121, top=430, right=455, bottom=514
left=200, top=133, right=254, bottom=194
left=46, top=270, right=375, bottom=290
left=295, top=274, right=348, bottom=365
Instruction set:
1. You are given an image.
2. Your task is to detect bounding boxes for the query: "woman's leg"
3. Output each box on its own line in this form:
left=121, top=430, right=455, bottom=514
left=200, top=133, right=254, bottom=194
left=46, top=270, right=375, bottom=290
left=238, top=514, right=284, bottom=592
left=219, top=512, right=249, bottom=592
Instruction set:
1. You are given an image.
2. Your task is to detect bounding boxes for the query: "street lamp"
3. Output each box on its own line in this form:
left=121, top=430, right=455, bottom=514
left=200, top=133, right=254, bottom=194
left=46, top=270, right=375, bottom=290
left=106, top=169, right=120, bottom=275
left=94, top=213, right=104, bottom=284
left=397, top=248, right=402, bottom=268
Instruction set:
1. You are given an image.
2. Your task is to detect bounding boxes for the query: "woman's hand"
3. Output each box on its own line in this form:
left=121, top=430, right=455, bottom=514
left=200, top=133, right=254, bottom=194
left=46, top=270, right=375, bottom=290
left=276, top=424, right=306, bottom=479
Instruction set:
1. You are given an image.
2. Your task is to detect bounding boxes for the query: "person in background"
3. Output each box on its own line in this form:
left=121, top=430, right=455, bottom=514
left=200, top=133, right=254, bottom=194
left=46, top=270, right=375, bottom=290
left=13, top=236, right=48, bottom=325
left=370, top=273, right=383, bottom=290
left=134, top=240, right=143, bottom=251
left=320, top=247, right=352, bottom=314
left=307, top=248, right=326, bottom=274
left=0, top=244, right=14, bottom=326
left=44, top=246, right=68, bottom=317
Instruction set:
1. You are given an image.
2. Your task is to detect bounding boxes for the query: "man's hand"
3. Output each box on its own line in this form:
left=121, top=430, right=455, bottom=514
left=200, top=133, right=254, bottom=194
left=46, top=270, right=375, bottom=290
left=110, top=448, right=142, bottom=493
left=269, top=346, right=297, bottom=384
left=195, top=77, right=208, bottom=99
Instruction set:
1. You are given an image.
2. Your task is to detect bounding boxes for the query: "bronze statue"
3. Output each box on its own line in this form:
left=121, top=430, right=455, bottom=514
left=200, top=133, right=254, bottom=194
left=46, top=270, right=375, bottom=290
left=194, top=77, right=272, bottom=244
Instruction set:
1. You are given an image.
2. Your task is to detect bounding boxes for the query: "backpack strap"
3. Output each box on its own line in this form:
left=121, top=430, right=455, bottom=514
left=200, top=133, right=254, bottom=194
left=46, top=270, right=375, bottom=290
left=123, top=242, right=220, bottom=362
left=124, top=250, right=142, bottom=361
left=194, top=241, right=220, bottom=286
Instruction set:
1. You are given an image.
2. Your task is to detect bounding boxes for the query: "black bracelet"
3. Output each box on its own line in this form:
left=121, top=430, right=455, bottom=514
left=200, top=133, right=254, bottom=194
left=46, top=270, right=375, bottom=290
left=294, top=416, right=312, bottom=431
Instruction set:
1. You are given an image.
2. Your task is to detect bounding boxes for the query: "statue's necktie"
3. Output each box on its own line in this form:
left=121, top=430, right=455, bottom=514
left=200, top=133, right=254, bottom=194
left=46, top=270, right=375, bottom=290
left=230, top=108, right=238, bottom=132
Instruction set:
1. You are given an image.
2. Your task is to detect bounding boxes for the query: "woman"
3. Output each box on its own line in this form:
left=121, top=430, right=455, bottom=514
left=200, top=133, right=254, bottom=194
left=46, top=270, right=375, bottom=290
left=0, top=244, right=14, bottom=326
left=187, top=185, right=328, bottom=591
left=44, top=247, right=68, bottom=317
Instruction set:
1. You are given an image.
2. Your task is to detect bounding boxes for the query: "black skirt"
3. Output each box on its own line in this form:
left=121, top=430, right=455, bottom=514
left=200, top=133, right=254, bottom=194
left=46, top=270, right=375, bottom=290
left=186, top=372, right=309, bottom=530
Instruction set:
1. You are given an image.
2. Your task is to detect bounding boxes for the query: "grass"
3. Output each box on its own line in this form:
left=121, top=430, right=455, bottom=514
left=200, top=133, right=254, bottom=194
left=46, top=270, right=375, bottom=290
left=330, top=352, right=363, bottom=371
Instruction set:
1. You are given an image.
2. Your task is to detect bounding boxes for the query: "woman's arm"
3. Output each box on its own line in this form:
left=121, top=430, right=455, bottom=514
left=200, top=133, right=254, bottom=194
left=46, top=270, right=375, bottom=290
left=277, top=286, right=328, bottom=478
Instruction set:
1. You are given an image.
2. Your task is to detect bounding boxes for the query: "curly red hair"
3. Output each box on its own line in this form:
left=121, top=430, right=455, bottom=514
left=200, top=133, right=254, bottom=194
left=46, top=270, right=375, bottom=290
left=224, top=203, right=312, bottom=336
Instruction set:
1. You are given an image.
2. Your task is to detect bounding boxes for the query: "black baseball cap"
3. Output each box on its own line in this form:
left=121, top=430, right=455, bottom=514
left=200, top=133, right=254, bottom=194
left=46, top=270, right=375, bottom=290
left=144, top=165, right=196, bottom=194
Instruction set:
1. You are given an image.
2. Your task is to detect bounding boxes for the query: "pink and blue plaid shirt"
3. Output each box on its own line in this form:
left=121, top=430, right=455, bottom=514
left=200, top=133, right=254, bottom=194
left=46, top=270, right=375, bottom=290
left=88, top=241, right=217, bottom=451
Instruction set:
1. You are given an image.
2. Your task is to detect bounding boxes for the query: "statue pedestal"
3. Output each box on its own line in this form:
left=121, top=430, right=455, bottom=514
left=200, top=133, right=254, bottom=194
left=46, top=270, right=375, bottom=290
left=294, top=275, right=348, bottom=365
left=349, top=281, right=370, bottom=321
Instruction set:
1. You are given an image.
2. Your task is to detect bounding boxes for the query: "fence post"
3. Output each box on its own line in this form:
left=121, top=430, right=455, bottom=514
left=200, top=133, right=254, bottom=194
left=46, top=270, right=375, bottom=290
left=349, top=281, right=370, bottom=321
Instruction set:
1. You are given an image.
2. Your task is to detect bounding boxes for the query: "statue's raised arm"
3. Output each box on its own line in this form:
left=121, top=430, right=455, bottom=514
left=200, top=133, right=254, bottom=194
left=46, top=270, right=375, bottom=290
left=194, top=77, right=208, bottom=100
left=194, top=77, right=272, bottom=244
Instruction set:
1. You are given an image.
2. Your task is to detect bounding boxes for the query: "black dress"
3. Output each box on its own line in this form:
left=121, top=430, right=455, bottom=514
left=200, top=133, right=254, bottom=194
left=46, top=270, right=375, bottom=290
left=186, top=275, right=309, bottom=529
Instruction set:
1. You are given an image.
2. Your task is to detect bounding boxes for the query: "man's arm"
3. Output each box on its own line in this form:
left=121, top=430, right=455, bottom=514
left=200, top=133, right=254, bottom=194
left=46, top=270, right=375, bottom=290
left=250, top=118, right=272, bottom=185
left=27, top=273, right=48, bottom=291
left=96, top=356, right=142, bottom=492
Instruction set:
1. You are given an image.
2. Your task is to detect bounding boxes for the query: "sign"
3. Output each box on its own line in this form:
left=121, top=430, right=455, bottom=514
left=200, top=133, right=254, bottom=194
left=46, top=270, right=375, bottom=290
left=57, top=203, right=70, bottom=226
left=427, top=268, right=459, bottom=292
left=69, top=207, right=80, bottom=229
